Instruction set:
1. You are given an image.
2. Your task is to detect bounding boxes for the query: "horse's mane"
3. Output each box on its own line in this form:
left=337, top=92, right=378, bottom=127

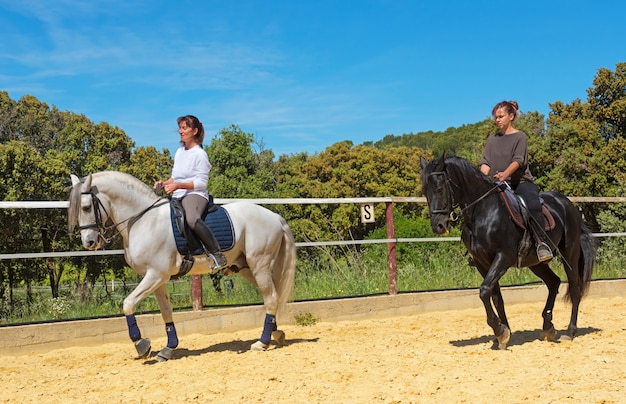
left=93, top=171, right=158, bottom=199
left=444, top=155, right=494, bottom=189
left=68, top=179, right=82, bottom=232
left=68, top=171, right=158, bottom=232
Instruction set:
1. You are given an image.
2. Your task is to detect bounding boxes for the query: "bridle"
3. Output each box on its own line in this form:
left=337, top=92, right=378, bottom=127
left=78, top=190, right=112, bottom=245
left=426, top=170, right=461, bottom=221
left=426, top=169, right=500, bottom=222
left=78, top=189, right=167, bottom=245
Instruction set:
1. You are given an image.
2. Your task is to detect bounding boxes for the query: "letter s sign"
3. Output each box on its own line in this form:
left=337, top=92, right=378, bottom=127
left=360, top=204, right=375, bottom=224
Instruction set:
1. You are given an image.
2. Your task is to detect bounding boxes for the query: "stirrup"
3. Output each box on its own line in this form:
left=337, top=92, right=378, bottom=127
left=207, top=252, right=228, bottom=272
left=536, top=242, right=553, bottom=262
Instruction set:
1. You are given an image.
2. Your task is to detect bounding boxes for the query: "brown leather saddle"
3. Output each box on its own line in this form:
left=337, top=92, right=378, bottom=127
left=497, top=185, right=555, bottom=231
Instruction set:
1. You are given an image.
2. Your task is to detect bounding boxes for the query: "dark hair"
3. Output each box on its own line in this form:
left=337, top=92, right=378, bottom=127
left=491, top=100, right=519, bottom=121
left=177, top=115, right=205, bottom=145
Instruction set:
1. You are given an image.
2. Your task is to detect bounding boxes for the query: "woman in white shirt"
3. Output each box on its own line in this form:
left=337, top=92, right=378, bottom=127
left=154, top=115, right=227, bottom=270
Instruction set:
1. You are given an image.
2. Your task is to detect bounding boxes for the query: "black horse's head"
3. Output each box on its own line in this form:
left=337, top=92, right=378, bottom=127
left=420, top=153, right=495, bottom=235
left=420, top=154, right=455, bottom=235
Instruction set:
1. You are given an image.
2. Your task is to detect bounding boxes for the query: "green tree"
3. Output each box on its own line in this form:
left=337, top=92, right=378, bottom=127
left=532, top=62, right=626, bottom=228
left=121, top=145, right=173, bottom=186
left=207, top=124, right=276, bottom=198
left=0, top=93, right=140, bottom=304
left=279, top=141, right=430, bottom=243
left=0, top=141, right=50, bottom=303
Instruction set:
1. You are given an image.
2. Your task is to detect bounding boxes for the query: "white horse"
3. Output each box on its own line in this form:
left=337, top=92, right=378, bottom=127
left=68, top=171, right=296, bottom=361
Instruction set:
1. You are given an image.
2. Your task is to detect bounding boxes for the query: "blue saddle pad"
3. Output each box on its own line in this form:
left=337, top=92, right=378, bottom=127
left=170, top=206, right=235, bottom=256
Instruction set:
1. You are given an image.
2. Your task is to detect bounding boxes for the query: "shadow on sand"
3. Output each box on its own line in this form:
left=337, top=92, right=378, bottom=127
left=142, top=336, right=320, bottom=364
left=449, top=326, right=601, bottom=349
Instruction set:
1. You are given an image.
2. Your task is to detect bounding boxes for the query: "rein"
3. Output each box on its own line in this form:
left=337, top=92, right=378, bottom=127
left=79, top=190, right=168, bottom=244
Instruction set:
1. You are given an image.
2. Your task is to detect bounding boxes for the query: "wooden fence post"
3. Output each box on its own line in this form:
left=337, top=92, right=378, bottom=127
left=386, top=201, right=397, bottom=295
left=192, top=274, right=203, bottom=310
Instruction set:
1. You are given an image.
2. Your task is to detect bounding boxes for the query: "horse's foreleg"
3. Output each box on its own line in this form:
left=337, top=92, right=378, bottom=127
left=479, top=259, right=512, bottom=350
left=153, top=284, right=178, bottom=361
left=122, top=272, right=169, bottom=359
left=479, top=283, right=510, bottom=349
left=491, top=283, right=509, bottom=328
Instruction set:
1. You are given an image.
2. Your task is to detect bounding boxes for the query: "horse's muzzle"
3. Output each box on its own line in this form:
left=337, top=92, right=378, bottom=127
left=81, top=230, right=103, bottom=250
left=430, top=215, right=451, bottom=235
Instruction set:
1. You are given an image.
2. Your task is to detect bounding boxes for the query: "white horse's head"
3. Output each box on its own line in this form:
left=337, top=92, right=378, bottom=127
left=68, top=174, right=109, bottom=250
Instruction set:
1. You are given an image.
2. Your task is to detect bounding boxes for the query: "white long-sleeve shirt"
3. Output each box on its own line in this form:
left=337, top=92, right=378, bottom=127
left=171, top=145, right=211, bottom=200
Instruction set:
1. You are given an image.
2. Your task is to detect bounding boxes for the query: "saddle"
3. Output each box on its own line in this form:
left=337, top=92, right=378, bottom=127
left=169, top=197, right=235, bottom=279
left=496, top=183, right=555, bottom=231
left=496, top=182, right=555, bottom=267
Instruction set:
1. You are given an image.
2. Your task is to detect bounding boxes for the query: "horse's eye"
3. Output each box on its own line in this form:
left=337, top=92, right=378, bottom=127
left=82, top=205, right=91, bottom=213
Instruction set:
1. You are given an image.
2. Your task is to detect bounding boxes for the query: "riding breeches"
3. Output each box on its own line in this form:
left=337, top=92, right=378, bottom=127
left=180, top=194, right=208, bottom=231
left=513, top=181, right=544, bottom=227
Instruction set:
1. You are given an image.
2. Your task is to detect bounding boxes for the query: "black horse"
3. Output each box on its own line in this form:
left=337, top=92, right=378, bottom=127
left=420, top=154, right=595, bottom=349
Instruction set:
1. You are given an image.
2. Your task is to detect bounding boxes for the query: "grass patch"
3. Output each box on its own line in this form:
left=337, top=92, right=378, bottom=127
left=2, top=239, right=625, bottom=325
left=294, top=312, right=317, bottom=326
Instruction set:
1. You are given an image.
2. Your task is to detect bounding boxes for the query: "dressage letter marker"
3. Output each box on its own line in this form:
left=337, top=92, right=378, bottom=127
left=361, top=203, right=375, bottom=223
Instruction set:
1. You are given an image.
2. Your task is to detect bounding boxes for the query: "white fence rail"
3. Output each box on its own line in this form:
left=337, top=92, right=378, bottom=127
left=1, top=197, right=626, bottom=262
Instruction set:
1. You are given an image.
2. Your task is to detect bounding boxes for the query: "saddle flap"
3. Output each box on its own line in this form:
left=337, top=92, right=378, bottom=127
left=170, top=199, right=186, bottom=235
left=169, top=199, right=235, bottom=256
left=497, top=186, right=555, bottom=231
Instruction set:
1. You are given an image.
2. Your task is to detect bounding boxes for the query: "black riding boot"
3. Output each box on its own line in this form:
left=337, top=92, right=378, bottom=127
left=193, top=219, right=228, bottom=271
left=531, top=211, right=553, bottom=262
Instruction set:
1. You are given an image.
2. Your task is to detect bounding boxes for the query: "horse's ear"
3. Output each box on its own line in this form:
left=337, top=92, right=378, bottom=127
left=420, top=156, right=428, bottom=170
left=71, top=174, right=81, bottom=188
left=84, top=174, right=92, bottom=190
left=434, top=153, right=446, bottom=171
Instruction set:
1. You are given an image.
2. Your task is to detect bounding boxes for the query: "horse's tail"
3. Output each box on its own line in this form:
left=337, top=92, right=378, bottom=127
left=274, top=216, right=297, bottom=317
left=568, top=222, right=596, bottom=301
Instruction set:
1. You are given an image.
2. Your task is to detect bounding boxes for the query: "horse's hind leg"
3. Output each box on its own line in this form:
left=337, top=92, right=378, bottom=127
left=241, top=258, right=285, bottom=351
left=562, top=265, right=584, bottom=341
left=529, top=263, right=560, bottom=341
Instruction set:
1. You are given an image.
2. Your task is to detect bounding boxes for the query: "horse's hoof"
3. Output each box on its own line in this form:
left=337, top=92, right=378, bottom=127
left=497, top=326, right=511, bottom=350
left=540, top=327, right=558, bottom=342
left=134, top=338, right=151, bottom=359
left=250, top=340, right=269, bottom=351
left=558, top=334, right=574, bottom=342
left=157, top=347, right=173, bottom=362
left=272, top=330, right=286, bottom=347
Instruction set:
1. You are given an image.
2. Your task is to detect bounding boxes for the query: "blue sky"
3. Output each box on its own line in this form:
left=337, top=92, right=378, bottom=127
left=1, top=1, right=624, bottom=157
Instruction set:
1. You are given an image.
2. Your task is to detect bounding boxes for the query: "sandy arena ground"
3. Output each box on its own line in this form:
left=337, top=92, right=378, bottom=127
left=1, top=294, right=625, bottom=403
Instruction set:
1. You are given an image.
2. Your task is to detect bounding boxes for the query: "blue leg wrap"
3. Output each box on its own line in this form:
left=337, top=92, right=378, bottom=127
left=165, top=322, right=179, bottom=349
left=125, top=314, right=141, bottom=342
left=260, top=314, right=277, bottom=345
